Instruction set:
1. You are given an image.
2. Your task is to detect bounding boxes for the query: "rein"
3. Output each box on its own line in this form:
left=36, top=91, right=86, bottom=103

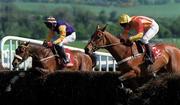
left=98, top=42, right=121, bottom=48
left=14, top=53, right=59, bottom=62
left=90, top=41, right=121, bottom=50
left=40, top=54, right=58, bottom=61
left=117, top=53, right=143, bottom=65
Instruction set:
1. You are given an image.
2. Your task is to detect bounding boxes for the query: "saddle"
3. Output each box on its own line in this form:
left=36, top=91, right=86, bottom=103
left=53, top=47, right=74, bottom=67
left=42, top=41, right=74, bottom=67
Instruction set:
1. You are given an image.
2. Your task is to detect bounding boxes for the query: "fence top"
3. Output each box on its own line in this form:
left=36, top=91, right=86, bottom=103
left=0, top=35, right=113, bottom=56
left=0, top=36, right=116, bottom=71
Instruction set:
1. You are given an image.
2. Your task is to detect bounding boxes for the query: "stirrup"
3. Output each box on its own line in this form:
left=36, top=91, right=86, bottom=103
left=145, top=58, right=153, bottom=64
left=63, top=58, right=70, bottom=64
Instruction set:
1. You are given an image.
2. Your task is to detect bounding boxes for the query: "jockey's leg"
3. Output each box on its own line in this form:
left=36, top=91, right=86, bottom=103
left=145, top=43, right=154, bottom=64
left=55, top=32, right=76, bottom=64
left=55, top=45, right=70, bottom=64
left=141, top=20, right=159, bottom=65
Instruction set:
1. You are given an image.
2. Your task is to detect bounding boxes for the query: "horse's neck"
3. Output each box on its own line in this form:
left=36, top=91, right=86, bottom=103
left=30, top=44, right=52, bottom=59
left=104, top=32, right=131, bottom=61
left=106, top=44, right=130, bottom=61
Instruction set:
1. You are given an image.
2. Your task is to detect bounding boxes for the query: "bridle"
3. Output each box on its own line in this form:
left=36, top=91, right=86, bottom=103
left=88, top=30, right=143, bottom=65
left=13, top=44, right=30, bottom=63
left=13, top=44, right=57, bottom=64
left=89, top=31, right=121, bottom=51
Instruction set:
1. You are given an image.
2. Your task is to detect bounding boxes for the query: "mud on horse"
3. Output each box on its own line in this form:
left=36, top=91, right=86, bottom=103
left=12, top=41, right=95, bottom=73
left=84, top=24, right=180, bottom=90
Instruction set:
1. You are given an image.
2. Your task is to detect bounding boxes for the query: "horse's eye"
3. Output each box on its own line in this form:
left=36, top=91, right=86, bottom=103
left=16, top=48, right=20, bottom=53
left=96, top=35, right=101, bottom=39
left=16, top=47, right=24, bottom=54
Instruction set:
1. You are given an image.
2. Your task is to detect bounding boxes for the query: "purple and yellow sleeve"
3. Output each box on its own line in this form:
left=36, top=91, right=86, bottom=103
left=53, top=25, right=67, bottom=44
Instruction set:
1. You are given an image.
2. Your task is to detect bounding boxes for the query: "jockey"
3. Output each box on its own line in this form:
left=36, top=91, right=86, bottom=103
left=119, top=14, right=159, bottom=64
left=44, top=16, right=76, bottom=64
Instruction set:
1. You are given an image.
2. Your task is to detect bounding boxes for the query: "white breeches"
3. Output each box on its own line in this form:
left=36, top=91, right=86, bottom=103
left=59, top=32, right=76, bottom=46
left=140, top=20, right=159, bottom=44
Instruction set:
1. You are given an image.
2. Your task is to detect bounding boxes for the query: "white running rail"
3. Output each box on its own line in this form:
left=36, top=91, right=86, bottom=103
left=1, top=36, right=117, bottom=71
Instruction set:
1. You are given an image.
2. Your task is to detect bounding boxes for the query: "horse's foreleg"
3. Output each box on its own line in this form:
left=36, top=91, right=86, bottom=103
left=119, top=69, right=139, bottom=81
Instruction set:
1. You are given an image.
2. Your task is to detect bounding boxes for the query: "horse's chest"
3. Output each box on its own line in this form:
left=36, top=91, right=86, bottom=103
left=118, top=63, right=132, bottom=72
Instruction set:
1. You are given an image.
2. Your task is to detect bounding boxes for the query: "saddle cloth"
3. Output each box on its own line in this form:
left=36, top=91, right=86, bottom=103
left=133, top=41, right=161, bottom=60
left=64, top=48, right=74, bottom=67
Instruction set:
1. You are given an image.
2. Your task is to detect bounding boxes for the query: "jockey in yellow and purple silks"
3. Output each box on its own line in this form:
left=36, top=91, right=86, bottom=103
left=44, top=16, right=76, bottom=64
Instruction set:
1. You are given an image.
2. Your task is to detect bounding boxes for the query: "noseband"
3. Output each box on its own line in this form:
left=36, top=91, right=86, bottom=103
left=14, top=54, right=23, bottom=60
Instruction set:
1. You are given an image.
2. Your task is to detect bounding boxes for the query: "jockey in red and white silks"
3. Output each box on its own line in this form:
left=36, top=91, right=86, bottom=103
left=119, top=14, right=159, bottom=64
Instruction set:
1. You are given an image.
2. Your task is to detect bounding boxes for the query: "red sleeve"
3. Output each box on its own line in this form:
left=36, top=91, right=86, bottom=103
left=134, top=18, right=144, bottom=33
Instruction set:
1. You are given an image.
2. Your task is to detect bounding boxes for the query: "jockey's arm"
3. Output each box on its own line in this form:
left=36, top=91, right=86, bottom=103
left=46, top=30, right=55, bottom=41
left=53, top=25, right=67, bottom=44
left=129, top=20, right=144, bottom=42
left=129, top=32, right=143, bottom=42
left=121, top=29, right=129, bottom=39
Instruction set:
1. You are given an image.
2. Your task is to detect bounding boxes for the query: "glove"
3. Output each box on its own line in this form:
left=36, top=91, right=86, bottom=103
left=47, top=41, right=53, bottom=47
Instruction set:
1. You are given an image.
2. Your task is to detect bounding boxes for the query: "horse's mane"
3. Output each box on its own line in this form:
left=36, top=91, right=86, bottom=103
left=103, top=31, right=120, bottom=42
left=28, top=43, right=53, bottom=56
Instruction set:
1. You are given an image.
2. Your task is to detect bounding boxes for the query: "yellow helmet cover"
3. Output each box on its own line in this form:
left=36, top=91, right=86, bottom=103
left=119, top=14, right=131, bottom=24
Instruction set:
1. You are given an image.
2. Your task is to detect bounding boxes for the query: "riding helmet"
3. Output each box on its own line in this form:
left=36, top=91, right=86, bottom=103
left=119, top=14, right=131, bottom=24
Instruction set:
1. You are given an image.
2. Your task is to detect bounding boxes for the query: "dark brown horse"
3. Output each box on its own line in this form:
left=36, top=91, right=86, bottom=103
left=85, top=25, right=180, bottom=87
left=12, top=42, right=94, bottom=73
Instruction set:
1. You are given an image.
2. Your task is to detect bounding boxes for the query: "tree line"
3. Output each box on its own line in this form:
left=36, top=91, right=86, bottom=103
left=0, top=3, right=180, bottom=40
left=1, top=0, right=180, bottom=6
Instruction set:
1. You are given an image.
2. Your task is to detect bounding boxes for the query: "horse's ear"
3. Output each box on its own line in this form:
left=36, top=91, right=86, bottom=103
left=101, top=24, right=108, bottom=32
left=24, top=41, right=30, bottom=46
left=96, top=25, right=100, bottom=30
left=19, top=41, right=24, bottom=45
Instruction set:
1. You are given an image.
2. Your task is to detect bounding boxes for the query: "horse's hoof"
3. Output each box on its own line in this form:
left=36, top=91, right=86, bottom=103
left=118, top=76, right=125, bottom=82
left=152, top=72, right=157, bottom=78
left=125, top=88, right=133, bottom=95
left=5, top=85, right=12, bottom=92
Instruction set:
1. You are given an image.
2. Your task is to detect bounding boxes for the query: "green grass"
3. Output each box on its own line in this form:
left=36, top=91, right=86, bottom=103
left=11, top=2, right=180, bottom=18
left=68, top=40, right=87, bottom=48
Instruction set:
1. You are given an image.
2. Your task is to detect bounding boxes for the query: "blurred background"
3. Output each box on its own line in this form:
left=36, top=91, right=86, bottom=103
left=0, top=0, right=180, bottom=48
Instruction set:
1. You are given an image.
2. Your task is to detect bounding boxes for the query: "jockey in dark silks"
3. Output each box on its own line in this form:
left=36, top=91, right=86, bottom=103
left=44, top=16, right=76, bottom=64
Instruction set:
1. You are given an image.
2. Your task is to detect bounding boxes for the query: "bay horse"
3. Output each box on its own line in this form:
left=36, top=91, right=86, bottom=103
left=12, top=41, right=94, bottom=73
left=84, top=25, right=180, bottom=90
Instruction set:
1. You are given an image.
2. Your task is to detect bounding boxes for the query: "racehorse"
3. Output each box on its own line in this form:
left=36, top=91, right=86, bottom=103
left=12, top=41, right=94, bottom=73
left=84, top=24, right=180, bottom=89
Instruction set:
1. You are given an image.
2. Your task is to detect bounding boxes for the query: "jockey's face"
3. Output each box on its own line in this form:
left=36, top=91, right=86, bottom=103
left=120, top=23, right=129, bottom=28
left=44, top=22, right=56, bottom=30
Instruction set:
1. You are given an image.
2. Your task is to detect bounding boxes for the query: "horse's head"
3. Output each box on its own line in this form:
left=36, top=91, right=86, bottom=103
left=84, top=24, right=108, bottom=55
left=12, top=41, right=31, bottom=69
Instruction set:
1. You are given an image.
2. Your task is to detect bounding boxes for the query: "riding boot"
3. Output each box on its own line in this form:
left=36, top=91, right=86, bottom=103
left=55, top=45, right=70, bottom=64
left=145, top=43, right=154, bottom=64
